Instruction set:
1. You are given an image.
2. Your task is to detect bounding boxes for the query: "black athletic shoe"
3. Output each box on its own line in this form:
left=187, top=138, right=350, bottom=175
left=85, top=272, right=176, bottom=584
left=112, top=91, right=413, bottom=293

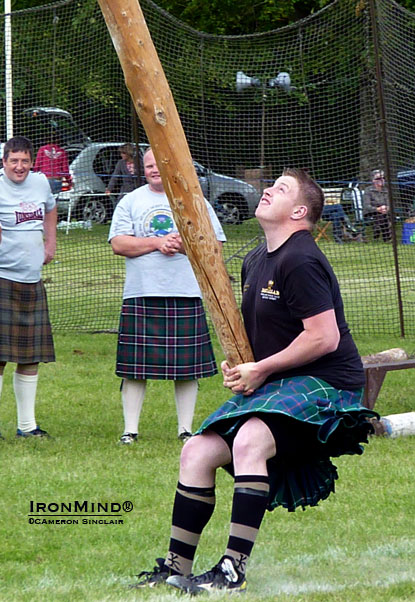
left=129, top=558, right=172, bottom=588
left=166, top=555, right=247, bottom=595
left=16, top=426, right=49, bottom=438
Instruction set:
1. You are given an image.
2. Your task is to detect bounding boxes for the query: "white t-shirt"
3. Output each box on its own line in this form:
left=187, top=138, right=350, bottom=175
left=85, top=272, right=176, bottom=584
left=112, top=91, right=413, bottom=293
left=0, top=171, right=56, bottom=283
left=108, top=184, right=226, bottom=299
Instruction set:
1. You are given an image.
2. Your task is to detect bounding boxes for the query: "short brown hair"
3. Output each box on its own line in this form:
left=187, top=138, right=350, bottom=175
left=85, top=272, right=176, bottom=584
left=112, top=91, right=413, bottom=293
left=3, top=136, right=34, bottom=161
left=282, top=167, right=324, bottom=226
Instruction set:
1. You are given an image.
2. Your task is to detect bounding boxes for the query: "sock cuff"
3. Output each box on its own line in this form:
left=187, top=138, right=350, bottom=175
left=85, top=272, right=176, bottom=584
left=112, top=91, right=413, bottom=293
left=177, top=481, right=215, bottom=498
left=14, top=372, right=39, bottom=383
left=234, top=475, right=270, bottom=497
left=234, top=475, right=269, bottom=484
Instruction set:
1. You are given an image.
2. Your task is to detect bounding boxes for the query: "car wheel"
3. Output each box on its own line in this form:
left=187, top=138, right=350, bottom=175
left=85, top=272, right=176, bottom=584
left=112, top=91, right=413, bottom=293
left=81, top=197, right=110, bottom=224
left=217, top=197, right=247, bottom=225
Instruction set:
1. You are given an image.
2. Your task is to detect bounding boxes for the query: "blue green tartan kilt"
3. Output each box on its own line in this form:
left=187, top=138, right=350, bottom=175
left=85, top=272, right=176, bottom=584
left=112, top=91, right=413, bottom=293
left=116, top=297, right=218, bottom=380
left=195, top=375, right=379, bottom=512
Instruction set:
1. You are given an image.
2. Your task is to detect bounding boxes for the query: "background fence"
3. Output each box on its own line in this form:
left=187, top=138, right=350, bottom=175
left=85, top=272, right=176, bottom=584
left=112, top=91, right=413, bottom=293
left=2, top=0, right=415, bottom=335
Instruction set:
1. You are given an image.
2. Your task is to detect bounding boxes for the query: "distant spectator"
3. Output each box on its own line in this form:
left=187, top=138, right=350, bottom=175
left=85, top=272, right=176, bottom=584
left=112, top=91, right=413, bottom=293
left=363, top=170, right=391, bottom=242
left=34, top=136, right=71, bottom=194
left=322, top=203, right=358, bottom=244
left=106, top=143, right=139, bottom=202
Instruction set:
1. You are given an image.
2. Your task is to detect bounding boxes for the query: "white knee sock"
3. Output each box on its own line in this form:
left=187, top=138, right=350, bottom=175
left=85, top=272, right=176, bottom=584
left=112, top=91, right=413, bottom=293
left=122, top=379, right=146, bottom=435
left=174, top=380, right=198, bottom=436
left=14, top=372, right=38, bottom=433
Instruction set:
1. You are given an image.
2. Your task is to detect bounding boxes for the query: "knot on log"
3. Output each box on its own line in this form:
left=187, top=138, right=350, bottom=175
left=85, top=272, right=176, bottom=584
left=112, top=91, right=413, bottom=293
left=154, top=108, right=167, bottom=126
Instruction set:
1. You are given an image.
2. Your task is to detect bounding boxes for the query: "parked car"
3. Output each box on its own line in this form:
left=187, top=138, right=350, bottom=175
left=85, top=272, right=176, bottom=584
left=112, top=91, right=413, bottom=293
left=396, top=166, right=415, bottom=217
left=22, top=106, right=91, bottom=150
left=56, top=142, right=260, bottom=224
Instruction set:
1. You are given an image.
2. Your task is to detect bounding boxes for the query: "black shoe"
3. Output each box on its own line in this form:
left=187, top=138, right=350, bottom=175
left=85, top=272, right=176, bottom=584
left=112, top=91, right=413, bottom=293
left=130, top=558, right=171, bottom=588
left=16, top=426, right=49, bottom=438
left=166, top=555, right=247, bottom=595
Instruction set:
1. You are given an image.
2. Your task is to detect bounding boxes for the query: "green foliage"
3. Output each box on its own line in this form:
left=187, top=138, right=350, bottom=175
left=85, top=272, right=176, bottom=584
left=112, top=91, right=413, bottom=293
left=5, top=0, right=415, bottom=35
left=400, top=0, right=415, bottom=10
left=153, top=0, right=335, bottom=34
left=10, top=0, right=55, bottom=9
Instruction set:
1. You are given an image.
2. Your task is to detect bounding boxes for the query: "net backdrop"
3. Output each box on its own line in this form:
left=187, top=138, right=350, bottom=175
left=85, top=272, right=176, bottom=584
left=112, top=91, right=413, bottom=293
left=1, top=0, right=415, bottom=336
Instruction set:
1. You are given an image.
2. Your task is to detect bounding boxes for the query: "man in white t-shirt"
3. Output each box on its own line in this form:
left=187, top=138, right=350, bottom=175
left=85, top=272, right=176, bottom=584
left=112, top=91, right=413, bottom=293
left=0, top=136, right=57, bottom=439
left=109, top=148, right=226, bottom=444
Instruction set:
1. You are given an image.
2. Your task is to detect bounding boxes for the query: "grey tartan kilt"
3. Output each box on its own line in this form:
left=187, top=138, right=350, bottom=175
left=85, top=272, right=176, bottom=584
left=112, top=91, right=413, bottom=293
left=0, top=277, right=55, bottom=364
left=116, top=297, right=218, bottom=380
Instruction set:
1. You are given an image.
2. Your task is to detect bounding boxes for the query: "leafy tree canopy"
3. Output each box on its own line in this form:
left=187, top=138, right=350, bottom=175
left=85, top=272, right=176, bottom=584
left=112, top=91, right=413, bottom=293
left=10, top=0, right=55, bottom=9
left=157, top=0, right=331, bottom=34
left=6, top=0, right=415, bottom=33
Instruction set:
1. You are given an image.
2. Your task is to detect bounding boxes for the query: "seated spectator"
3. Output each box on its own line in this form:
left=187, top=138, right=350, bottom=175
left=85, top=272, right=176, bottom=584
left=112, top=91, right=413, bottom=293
left=105, top=143, right=139, bottom=201
left=322, top=189, right=358, bottom=244
left=363, top=170, right=391, bottom=242
left=34, top=136, right=71, bottom=194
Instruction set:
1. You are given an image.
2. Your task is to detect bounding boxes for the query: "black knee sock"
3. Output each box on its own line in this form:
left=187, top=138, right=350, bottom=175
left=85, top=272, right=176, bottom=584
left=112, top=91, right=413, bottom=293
left=165, top=481, right=216, bottom=576
left=224, top=475, right=270, bottom=575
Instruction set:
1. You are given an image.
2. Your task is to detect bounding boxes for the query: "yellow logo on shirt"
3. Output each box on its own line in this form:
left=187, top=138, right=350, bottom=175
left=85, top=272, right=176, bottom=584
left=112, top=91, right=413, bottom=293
left=260, top=280, right=280, bottom=300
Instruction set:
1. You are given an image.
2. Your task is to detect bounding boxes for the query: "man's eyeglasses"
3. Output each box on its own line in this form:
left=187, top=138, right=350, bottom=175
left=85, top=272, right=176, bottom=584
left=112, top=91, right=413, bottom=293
left=374, top=176, right=384, bottom=181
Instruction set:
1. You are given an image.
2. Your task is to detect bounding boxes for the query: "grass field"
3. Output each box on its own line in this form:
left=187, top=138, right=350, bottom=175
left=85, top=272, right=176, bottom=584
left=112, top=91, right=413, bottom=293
left=42, top=220, right=415, bottom=337
left=0, top=331, right=414, bottom=601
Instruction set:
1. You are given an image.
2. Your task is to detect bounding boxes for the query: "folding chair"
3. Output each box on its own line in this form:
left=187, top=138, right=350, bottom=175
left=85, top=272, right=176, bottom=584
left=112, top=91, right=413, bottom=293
left=314, top=220, right=332, bottom=242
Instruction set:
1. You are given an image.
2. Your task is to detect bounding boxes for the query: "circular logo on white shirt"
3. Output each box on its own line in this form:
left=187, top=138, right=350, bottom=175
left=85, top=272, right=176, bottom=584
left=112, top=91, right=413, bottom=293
left=144, top=210, right=175, bottom=236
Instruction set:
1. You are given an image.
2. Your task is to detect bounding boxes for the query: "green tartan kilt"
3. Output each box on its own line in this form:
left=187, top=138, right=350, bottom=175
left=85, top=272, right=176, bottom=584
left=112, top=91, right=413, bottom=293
left=116, top=297, right=218, bottom=380
left=196, top=375, right=379, bottom=512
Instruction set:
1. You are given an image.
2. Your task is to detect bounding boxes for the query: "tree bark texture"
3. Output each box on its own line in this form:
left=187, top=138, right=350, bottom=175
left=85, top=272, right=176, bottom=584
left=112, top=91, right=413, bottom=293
left=98, top=0, right=253, bottom=366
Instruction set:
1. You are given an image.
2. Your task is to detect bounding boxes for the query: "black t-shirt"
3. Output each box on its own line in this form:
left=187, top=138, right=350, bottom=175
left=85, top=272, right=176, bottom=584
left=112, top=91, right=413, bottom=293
left=241, top=230, right=365, bottom=390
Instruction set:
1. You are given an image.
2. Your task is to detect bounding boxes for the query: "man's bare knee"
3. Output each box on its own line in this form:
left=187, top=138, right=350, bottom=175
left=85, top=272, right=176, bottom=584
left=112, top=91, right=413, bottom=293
left=180, top=435, right=208, bottom=471
left=179, top=431, right=231, bottom=487
left=233, top=418, right=276, bottom=468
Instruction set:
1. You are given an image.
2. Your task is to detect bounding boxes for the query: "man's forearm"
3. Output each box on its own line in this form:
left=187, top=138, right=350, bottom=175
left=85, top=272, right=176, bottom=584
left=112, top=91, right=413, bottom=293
left=111, top=234, right=161, bottom=258
left=43, top=207, right=57, bottom=263
left=257, top=328, right=339, bottom=379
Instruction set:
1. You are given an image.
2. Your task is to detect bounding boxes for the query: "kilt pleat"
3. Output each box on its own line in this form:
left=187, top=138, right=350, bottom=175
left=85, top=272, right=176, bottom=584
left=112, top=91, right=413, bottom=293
left=116, top=297, right=217, bottom=380
left=196, top=375, right=379, bottom=512
left=0, top=278, right=55, bottom=364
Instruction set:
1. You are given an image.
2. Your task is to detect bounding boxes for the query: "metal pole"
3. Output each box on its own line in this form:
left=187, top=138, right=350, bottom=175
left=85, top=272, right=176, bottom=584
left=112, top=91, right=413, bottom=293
left=5, top=0, right=13, bottom=139
left=131, top=100, right=142, bottom=189
left=260, top=82, right=266, bottom=185
left=368, top=0, right=405, bottom=337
